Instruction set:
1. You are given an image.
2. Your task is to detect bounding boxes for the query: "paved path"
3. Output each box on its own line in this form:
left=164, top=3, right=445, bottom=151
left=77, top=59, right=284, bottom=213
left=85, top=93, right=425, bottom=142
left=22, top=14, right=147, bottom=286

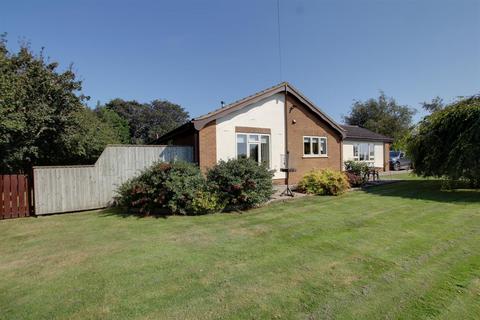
left=379, top=169, right=412, bottom=176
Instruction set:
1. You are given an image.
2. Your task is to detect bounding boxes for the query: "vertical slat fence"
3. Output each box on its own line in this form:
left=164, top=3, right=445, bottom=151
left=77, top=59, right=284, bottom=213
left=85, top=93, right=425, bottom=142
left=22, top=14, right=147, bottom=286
left=33, top=145, right=193, bottom=215
left=0, top=174, right=32, bottom=219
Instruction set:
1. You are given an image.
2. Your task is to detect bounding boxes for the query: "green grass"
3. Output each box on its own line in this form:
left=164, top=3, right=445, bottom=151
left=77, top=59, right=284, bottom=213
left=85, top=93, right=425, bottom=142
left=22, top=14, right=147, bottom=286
left=1, top=179, right=479, bottom=319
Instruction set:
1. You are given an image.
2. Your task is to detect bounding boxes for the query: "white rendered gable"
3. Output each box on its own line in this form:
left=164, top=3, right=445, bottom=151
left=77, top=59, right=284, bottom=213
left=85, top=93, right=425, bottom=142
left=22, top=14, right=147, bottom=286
left=215, top=93, right=286, bottom=180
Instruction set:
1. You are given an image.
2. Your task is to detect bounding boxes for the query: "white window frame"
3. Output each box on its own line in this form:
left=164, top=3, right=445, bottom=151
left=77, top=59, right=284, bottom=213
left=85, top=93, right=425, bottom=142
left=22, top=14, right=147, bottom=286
left=235, top=133, right=271, bottom=168
left=353, top=143, right=375, bottom=162
left=303, top=136, right=328, bottom=157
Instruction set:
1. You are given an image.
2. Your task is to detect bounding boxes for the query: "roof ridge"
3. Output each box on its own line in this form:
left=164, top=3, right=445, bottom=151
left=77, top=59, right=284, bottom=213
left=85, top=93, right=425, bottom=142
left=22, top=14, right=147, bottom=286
left=191, top=82, right=345, bottom=138
left=194, top=82, right=287, bottom=121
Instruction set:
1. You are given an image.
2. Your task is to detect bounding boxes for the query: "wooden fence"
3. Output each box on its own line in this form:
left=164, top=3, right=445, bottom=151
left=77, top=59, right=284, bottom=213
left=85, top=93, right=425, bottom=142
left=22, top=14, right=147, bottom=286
left=33, top=145, right=193, bottom=215
left=0, top=174, right=33, bottom=219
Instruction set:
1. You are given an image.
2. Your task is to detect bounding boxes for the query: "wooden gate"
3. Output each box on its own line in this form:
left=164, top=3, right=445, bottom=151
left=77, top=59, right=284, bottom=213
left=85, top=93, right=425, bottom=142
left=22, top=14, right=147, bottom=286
left=0, top=174, right=34, bottom=219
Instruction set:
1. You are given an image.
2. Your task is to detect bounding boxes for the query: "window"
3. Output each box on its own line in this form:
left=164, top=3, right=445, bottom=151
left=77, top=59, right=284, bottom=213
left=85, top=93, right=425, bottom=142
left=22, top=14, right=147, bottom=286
left=236, top=133, right=270, bottom=166
left=237, top=134, right=247, bottom=159
left=303, top=136, right=327, bottom=156
left=353, top=143, right=375, bottom=161
left=260, top=135, right=270, bottom=166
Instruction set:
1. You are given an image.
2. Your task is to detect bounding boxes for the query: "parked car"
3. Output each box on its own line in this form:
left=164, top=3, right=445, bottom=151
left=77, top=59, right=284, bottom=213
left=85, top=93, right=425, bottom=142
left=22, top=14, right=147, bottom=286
left=389, top=151, right=412, bottom=171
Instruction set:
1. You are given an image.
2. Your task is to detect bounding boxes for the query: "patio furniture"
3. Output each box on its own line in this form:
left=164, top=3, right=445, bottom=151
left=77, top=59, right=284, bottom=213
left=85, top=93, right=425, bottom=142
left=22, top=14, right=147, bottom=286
left=364, top=167, right=381, bottom=182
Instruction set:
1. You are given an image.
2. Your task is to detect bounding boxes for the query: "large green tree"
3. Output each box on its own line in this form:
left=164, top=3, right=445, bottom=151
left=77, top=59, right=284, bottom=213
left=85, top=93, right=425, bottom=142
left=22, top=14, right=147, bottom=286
left=407, top=95, right=480, bottom=187
left=106, top=98, right=189, bottom=144
left=63, top=107, right=124, bottom=164
left=0, top=36, right=123, bottom=172
left=343, top=92, right=416, bottom=145
left=95, top=106, right=130, bottom=144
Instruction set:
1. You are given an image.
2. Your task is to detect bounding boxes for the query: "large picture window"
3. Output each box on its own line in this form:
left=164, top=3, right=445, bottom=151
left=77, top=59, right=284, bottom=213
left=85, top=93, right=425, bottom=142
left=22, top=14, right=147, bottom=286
left=303, top=136, right=327, bottom=156
left=353, top=143, right=375, bottom=161
left=236, top=133, right=270, bottom=167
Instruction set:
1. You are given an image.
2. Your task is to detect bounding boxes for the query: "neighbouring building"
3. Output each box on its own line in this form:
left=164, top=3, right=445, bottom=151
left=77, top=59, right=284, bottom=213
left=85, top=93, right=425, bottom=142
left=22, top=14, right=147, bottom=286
left=157, top=82, right=393, bottom=184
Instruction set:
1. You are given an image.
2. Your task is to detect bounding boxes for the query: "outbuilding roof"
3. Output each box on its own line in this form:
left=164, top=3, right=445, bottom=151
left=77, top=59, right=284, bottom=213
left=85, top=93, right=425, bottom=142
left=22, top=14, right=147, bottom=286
left=340, top=125, right=393, bottom=142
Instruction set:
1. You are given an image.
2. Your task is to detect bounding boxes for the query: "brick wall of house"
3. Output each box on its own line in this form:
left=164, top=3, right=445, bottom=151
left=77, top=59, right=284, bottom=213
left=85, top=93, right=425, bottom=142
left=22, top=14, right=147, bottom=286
left=198, top=120, right=217, bottom=172
left=384, top=142, right=390, bottom=171
left=285, top=93, right=343, bottom=184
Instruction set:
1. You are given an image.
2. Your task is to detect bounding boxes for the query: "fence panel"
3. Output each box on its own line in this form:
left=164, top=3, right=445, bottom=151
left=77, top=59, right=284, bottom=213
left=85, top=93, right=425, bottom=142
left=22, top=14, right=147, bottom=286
left=0, top=174, right=32, bottom=219
left=33, top=145, right=193, bottom=215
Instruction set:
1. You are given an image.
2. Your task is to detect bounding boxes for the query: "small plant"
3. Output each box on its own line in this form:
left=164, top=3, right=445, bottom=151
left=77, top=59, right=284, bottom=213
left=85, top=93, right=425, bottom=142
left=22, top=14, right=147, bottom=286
left=345, top=171, right=363, bottom=187
left=190, top=191, right=225, bottom=215
left=298, top=169, right=350, bottom=196
left=344, top=160, right=370, bottom=177
left=207, top=158, right=274, bottom=210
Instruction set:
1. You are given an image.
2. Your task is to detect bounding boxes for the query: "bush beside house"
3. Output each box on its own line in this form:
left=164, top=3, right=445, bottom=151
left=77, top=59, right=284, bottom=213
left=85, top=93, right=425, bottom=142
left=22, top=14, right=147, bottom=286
left=344, top=160, right=370, bottom=187
left=297, top=169, right=350, bottom=196
left=116, top=161, right=209, bottom=215
left=116, top=158, right=274, bottom=215
left=207, top=158, right=275, bottom=210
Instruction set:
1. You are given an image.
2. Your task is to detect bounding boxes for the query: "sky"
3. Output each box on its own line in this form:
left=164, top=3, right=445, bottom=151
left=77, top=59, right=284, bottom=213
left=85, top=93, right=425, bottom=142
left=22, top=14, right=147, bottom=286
left=2, top=0, right=479, bottom=122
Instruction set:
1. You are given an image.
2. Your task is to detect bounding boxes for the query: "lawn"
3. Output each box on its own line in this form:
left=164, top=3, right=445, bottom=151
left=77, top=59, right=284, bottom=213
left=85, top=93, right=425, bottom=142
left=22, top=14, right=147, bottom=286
left=1, top=179, right=479, bottom=319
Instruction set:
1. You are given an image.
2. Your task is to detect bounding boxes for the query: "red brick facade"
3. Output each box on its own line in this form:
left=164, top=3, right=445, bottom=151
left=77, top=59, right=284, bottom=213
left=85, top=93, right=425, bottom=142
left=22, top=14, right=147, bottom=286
left=285, top=93, right=343, bottom=184
left=198, top=120, right=217, bottom=173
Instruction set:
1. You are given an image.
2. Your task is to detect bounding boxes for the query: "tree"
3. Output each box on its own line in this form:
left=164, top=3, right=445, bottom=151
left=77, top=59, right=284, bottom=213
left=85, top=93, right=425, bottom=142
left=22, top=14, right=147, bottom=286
left=0, top=36, right=86, bottom=171
left=106, top=98, right=189, bottom=144
left=62, top=107, right=124, bottom=164
left=0, top=36, right=124, bottom=172
left=104, top=99, right=149, bottom=143
left=406, top=95, right=480, bottom=187
left=148, top=100, right=190, bottom=141
left=95, top=106, right=130, bottom=144
left=421, top=96, right=444, bottom=113
left=343, top=92, right=417, bottom=145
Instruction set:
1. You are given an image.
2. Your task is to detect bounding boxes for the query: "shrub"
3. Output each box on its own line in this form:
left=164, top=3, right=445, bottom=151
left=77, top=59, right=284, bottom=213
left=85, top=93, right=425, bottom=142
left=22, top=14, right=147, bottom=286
left=344, top=160, right=370, bottom=177
left=116, top=161, right=209, bottom=215
left=207, top=158, right=274, bottom=210
left=190, top=191, right=225, bottom=215
left=345, top=171, right=363, bottom=187
left=298, top=169, right=350, bottom=196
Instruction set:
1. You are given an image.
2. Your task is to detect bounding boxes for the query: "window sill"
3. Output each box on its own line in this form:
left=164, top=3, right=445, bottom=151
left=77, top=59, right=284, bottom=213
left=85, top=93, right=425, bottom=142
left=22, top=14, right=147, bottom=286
left=302, top=155, right=328, bottom=159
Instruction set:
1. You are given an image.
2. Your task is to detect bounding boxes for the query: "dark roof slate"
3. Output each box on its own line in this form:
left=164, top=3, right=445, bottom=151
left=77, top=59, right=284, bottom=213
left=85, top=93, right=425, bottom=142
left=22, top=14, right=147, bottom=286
left=340, top=125, right=393, bottom=142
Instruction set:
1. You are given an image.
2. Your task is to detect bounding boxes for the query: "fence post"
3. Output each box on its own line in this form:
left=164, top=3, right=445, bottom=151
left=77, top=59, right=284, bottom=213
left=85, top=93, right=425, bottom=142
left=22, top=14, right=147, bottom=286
left=0, top=175, right=3, bottom=219
left=27, top=168, right=35, bottom=216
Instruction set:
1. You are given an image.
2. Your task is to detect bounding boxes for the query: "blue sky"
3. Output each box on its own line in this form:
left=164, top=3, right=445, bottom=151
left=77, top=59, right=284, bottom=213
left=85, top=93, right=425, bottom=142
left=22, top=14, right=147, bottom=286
left=2, top=0, right=479, bottom=122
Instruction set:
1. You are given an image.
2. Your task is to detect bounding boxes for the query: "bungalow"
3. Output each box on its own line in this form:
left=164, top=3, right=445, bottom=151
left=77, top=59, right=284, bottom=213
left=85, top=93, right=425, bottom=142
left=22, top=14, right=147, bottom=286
left=158, top=82, right=393, bottom=184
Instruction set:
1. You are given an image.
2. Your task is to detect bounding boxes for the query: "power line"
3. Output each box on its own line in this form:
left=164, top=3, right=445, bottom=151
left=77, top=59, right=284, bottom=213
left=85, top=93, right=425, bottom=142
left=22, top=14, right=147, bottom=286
left=276, top=0, right=282, bottom=82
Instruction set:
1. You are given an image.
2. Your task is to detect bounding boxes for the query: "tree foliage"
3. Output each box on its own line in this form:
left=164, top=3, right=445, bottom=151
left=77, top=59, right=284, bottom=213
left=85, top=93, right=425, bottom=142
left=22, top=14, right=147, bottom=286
left=0, top=35, right=189, bottom=172
left=105, top=98, right=189, bottom=144
left=343, top=92, right=416, bottom=144
left=0, top=36, right=85, bottom=171
left=63, top=107, right=123, bottom=164
left=95, top=106, right=131, bottom=144
left=421, top=96, right=444, bottom=113
left=407, top=95, right=480, bottom=187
